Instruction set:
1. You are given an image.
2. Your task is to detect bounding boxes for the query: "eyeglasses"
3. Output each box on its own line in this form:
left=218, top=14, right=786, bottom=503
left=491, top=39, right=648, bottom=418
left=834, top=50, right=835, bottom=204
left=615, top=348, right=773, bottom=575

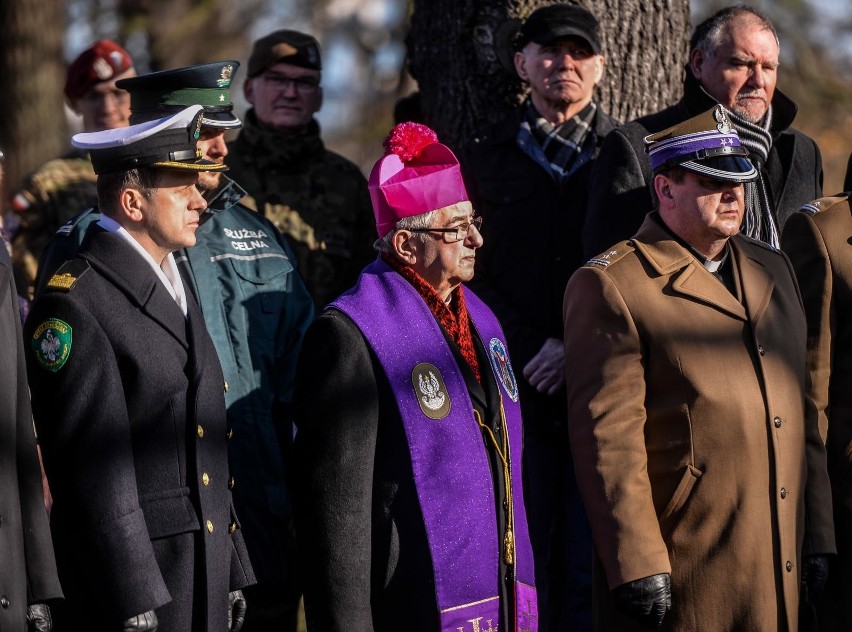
left=409, top=216, right=483, bottom=243
left=260, top=72, right=321, bottom=94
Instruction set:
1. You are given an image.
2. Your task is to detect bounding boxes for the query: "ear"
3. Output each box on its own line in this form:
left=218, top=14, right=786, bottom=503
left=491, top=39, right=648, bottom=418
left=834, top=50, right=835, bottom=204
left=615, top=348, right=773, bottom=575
left=514, top=50, right=529, bottom=82
left=391, top=228, right=418, bottom=265
left=119, top=187, right=148, bottom=224
left=653, top=174, right=674, bottom=205
left=689, top=48, right=705, bottom=80
left=315, top=86, right=324, bottom=113
left=243, top=77, right=256, bottom=106
left=593, top=55, right=605, bottom=84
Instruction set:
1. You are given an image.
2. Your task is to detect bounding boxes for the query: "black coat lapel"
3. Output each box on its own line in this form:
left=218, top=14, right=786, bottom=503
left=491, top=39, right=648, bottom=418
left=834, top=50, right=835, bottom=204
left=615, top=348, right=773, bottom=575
left=80, top=226, right=188, bottom=349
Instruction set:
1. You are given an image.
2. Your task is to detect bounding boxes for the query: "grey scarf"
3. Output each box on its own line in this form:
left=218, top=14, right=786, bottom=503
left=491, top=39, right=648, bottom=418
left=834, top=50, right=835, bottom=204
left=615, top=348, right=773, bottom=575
left=725, top=106, right=779, bottom=248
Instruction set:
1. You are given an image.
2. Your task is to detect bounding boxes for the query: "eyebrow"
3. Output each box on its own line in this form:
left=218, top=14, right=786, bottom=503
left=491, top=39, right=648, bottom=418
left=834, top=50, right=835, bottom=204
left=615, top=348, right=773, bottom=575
left=730, top=54, right=779, bottom=69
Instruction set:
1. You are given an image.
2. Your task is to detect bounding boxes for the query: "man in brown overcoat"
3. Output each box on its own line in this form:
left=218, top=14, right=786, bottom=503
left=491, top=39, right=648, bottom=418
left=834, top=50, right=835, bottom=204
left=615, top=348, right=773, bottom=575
left=563, top=106, right=835, bottom=631
left=783, top=191, right=852, bottom=630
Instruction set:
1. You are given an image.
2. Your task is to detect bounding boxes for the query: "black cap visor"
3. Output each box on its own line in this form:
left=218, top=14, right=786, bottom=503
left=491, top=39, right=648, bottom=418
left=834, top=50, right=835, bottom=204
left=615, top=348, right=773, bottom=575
left=678, top=155, right=758, bottom=184
left=531, top=27, right=599, bottom=53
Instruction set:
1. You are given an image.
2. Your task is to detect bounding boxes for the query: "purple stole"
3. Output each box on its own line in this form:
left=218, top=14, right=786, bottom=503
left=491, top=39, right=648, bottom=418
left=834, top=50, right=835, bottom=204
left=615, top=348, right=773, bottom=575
left=331, top=259, right=537, bottom=632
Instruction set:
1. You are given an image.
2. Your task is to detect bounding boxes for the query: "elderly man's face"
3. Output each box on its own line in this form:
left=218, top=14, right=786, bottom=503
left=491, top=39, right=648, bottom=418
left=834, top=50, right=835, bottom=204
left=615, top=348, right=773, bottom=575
left=690, top=18, right=779, bottom=124
left=70, top=68, right=136, bottom=132
left=407, top=202, right=483, bottom=300
left=656, top=170, right=745, bottom=257
left=514, top=36, right=604, bottom=113
left=244, top=61, right=323, bottom=131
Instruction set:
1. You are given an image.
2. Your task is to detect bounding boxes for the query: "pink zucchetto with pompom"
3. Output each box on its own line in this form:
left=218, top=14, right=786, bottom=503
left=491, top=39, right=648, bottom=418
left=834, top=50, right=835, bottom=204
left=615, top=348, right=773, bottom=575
left=369, top=122, right=470, bottom=237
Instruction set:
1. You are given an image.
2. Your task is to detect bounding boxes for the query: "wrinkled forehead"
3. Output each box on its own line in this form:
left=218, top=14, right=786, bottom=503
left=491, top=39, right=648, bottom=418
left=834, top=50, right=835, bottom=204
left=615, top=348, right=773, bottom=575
left=433, top=200, right=474, bottom=222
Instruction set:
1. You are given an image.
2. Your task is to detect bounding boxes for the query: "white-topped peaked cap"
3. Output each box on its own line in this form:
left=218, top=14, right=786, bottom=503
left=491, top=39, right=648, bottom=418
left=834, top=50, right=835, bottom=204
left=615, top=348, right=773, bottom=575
left=72, top=104, right=228, bottom=174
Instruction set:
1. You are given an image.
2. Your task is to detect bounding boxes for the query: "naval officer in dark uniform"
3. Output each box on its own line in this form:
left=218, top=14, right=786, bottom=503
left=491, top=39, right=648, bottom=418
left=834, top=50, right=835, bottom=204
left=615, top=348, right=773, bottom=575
left=35, top=60, right=313, bottom=632
left=24, top=105, right=255, bottom=632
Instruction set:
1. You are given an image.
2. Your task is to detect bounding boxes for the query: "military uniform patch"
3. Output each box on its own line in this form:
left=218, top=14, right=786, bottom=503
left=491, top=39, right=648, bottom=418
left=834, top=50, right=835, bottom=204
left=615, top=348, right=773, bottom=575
left=45, top=259, right=90, bottom=292
left=488, top=338, right=519, bottom=402
left=32, top=319, right=73, bottom=372
left=412, top=363, right=451, bottom=419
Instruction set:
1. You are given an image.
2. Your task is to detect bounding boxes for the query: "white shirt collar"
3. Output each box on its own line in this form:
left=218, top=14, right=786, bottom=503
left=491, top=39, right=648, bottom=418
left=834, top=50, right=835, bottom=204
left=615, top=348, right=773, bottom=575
left=97, top=215, right=188, bottom=317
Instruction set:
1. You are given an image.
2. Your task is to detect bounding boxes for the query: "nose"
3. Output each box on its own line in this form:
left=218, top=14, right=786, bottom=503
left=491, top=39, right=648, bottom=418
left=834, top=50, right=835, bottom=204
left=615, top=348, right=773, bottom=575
left=205, top=135, right=228, bottom=161
left=282, top=79, right=299, bottom=97
left=558, top=51, right=575, bottom=70
left=190, top=185, right=209, bottom=213
left=466, top=223, right=484, bottom=248
left=748, top=65, right=767, bottom=89
left=723, top=184, right=745, bottom=204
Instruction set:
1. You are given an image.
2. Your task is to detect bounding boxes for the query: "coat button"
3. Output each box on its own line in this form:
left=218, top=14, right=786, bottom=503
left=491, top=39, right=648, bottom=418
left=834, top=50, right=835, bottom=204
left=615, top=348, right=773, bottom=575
left=229, top=521, right=237, bottom=534
left=197, top=425, right=204, bottom=438
left=206, top=520, right=214, bottom=533
left=786, top=561, right=793, bottom=572
left=0, top=596, right=8, bottom=608
left=224, top=381, right=229, bottom=393
left=780, top=488, right=787, bottom=499
left=228, top=476, right=235, bottom=490
left=202, top=472, right=210, bottom=486
left=758, top=345, right=766, bottom=356
left=774, top=417, right=782, bottom=428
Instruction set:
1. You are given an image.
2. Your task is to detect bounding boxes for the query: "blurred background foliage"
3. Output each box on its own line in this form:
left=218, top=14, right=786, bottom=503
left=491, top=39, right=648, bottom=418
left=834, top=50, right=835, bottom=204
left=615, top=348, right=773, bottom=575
left=0, top=0, right=849, bottom=203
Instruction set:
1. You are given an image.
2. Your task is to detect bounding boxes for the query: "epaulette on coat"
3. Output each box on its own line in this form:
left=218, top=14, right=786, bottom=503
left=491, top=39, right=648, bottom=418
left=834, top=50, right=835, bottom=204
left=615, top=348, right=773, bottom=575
left=800, top=193, right=850, bottom=216
left=44, top=258, right=90, bottom=292
left=54, top=206, right=96, bottom=237
left=584, top=242, right=635, bottom=269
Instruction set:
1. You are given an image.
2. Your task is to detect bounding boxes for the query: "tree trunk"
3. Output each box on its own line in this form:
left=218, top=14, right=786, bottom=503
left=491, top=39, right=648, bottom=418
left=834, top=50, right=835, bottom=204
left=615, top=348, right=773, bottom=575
left=117, top=0, right=264, bottom=71
left=0, top=0, right=67, bottom=203
left=408, top=0, right=690, bottom=149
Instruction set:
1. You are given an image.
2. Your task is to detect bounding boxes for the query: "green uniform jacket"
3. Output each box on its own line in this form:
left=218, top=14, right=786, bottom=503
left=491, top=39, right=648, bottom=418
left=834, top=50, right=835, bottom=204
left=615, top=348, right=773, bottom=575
left=36, top=176, right=314, bottom=585
left=226, top=110, right=375, bottom=310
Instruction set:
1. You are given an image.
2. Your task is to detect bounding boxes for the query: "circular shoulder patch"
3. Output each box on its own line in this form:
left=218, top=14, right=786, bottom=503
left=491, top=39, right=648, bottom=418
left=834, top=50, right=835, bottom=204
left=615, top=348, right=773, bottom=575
left=411, top=363, right=451, bottom=420
left=488, top=338, right=519, bottom=402
left=31, top=319, right=73, bottom=372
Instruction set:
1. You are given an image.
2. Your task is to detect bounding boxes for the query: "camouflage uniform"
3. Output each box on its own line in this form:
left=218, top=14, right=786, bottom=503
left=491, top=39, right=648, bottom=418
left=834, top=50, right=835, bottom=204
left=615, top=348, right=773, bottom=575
left=226, top=110, right=375, bottom=310
left=5, top=149, right=98, bottom=299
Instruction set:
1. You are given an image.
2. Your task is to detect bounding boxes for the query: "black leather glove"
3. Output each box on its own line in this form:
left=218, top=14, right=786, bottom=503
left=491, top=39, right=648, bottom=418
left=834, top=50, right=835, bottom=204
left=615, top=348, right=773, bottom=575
left=228, top=590, right=247, bottom=632
left=122, top=610, right=158, bottom=631
left=612, top=573, right=672, bottom=629
left=801, top=554, right=830, bottom=597
left=26, top=603, right=52, bottom=632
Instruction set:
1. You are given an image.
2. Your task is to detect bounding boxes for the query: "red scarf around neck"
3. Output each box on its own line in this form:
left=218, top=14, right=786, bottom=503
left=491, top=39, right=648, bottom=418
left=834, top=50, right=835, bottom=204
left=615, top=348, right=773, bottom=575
left=384, top=254, right=482, bottom=383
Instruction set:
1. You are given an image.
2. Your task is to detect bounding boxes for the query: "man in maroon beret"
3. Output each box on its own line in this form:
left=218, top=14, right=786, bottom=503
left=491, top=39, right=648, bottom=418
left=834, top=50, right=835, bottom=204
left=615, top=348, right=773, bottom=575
left=5, top=40, right=136, bottom=302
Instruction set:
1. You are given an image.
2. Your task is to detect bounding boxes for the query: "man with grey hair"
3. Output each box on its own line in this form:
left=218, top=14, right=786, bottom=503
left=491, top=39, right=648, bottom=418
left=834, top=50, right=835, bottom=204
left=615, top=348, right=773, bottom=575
left=582, top=4, right=823, bottom=257
left=292, top=123, right=538, bottom=629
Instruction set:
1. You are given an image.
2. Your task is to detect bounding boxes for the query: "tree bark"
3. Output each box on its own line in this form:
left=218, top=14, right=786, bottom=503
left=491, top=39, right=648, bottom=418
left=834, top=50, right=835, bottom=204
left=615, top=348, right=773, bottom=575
left=0, top=0, right=67, bottom=203
left=408, top=0, right=690, bottom=149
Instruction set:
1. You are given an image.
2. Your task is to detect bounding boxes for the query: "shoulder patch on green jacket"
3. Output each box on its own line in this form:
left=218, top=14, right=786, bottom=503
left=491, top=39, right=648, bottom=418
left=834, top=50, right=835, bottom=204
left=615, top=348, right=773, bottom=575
left=46, top=259, right=91, bottom=292
left=31, top=319, right=73, bottom=372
